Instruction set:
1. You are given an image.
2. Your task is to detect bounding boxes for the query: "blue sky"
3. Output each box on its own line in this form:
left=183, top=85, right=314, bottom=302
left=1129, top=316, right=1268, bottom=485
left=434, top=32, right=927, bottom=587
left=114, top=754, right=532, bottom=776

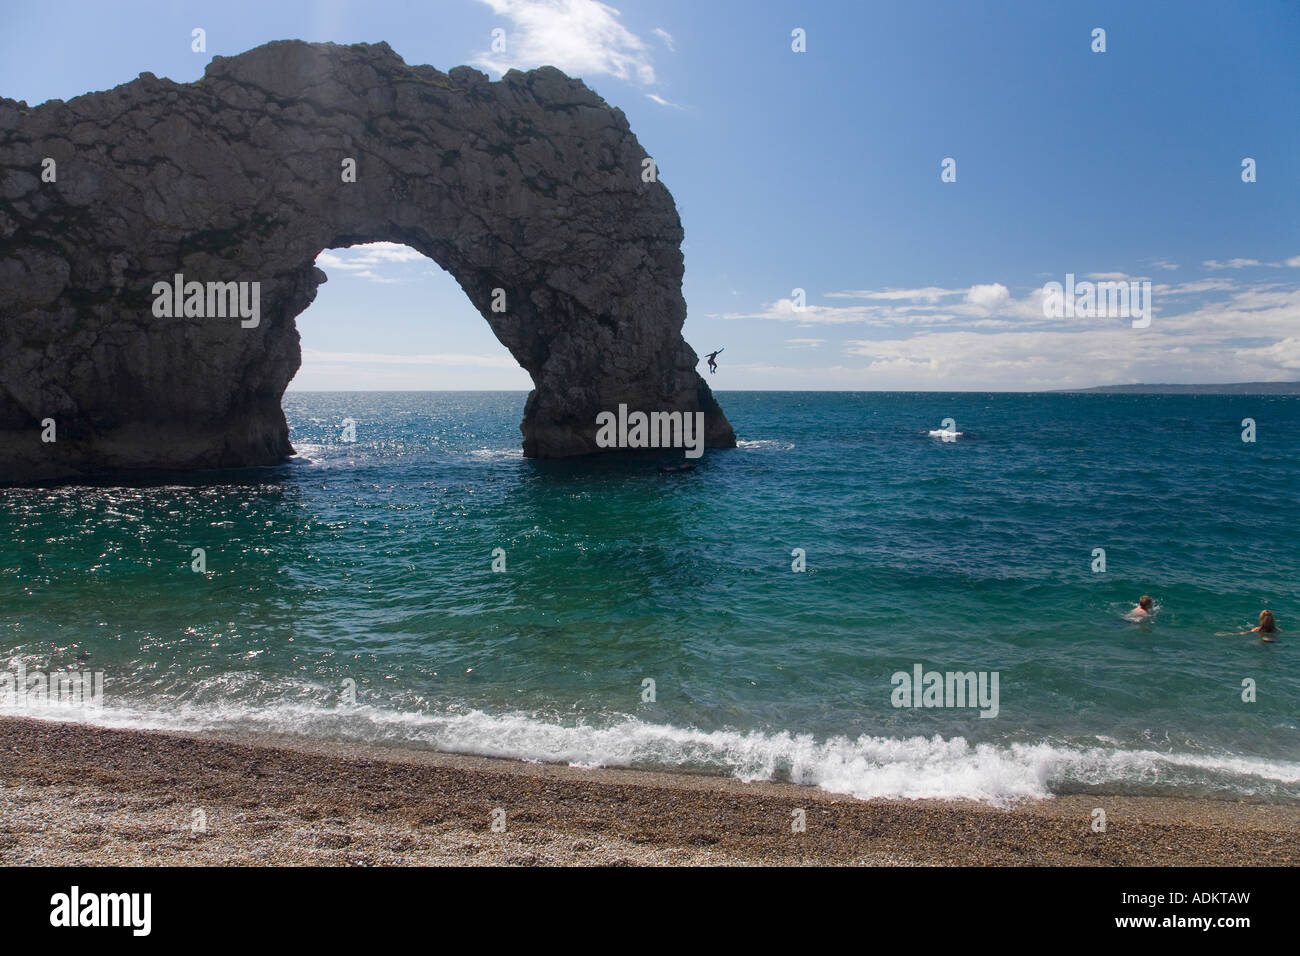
left=4, top=0, right=1298, bottom=389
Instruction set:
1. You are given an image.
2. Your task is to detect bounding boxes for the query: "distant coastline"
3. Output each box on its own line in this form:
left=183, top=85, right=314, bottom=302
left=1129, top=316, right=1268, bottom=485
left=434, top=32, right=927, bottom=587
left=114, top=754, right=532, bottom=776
left=1053, top=381, right=1300, bottom=395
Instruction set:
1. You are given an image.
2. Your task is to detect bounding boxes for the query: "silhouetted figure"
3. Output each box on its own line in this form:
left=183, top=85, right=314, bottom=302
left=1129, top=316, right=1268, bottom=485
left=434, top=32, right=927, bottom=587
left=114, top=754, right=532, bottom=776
left=705, top=348, right=724, bottom=374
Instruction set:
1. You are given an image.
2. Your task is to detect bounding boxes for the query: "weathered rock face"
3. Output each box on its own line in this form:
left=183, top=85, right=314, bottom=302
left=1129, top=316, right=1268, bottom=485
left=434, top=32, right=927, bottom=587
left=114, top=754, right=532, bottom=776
left=0, top=40, right=734, bottom=483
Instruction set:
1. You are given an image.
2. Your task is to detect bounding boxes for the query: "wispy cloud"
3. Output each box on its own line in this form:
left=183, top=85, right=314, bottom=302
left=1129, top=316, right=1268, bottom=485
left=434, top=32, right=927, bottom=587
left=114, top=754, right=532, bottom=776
left=1085, top=271, right=1147, bottom=281
left=651, top=27, right=675, bottom=51
left=836, top=286, right=1300, bottom=387
left=1204, top=258, right=1263, bottom=269
left=472, top=0, right=657, bottom=86
left=709, top=263, right=1300, bottom=388
left=1152, top=278, right=1236, bottom=295
left=645, top=92, right=684, bottom=108
left=712, top=283, right=1053, bottom=328
left=316, top=242, right=426, bottom=283
left=303, top=349, right=521, bottom=369
left=826, top=286, right=964, bottom=303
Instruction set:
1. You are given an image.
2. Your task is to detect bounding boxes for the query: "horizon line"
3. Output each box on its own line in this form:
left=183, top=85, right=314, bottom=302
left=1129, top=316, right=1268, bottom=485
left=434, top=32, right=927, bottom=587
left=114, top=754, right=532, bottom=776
left=284, top=382, right=1300, bottom=394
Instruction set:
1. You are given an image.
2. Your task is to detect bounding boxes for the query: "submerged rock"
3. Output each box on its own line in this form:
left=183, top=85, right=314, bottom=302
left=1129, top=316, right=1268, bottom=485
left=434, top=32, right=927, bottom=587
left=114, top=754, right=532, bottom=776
left=0, top=40, right=734, bottom=483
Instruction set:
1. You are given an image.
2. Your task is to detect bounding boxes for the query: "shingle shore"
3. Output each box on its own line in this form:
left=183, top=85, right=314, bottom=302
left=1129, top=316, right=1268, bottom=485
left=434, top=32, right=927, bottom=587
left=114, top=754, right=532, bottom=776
left=1, top=716, right=1295, bottom=866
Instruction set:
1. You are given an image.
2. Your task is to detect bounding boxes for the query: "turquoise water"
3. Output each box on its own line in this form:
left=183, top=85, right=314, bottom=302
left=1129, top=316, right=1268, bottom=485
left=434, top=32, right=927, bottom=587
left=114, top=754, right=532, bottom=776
left=3, top=391, right=1297, bottom=804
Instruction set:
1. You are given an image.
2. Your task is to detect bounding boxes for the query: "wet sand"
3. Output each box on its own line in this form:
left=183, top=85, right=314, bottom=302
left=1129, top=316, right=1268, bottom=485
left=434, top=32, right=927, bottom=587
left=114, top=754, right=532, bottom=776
left=1, top=716, right=1296, bottom=866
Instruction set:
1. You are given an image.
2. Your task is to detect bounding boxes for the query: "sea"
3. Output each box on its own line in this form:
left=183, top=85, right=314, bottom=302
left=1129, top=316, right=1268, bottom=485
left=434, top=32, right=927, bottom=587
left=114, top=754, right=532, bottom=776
left=2, top=391, right=1297, bottom=805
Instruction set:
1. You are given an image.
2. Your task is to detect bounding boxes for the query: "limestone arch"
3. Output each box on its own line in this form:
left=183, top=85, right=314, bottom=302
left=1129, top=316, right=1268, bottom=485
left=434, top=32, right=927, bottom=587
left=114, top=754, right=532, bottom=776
left=0, top=40, right=734, bottom=483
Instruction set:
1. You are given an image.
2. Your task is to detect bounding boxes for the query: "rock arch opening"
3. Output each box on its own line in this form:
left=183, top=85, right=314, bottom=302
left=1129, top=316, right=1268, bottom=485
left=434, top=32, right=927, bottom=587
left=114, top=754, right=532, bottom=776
left=293, top=240, right=531, bottom=393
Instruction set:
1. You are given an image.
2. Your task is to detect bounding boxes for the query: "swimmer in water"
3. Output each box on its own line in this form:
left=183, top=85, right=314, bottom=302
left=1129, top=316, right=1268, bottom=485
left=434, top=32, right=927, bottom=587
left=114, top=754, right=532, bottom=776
left=1227, top=609, right=1279, bottom=643
left=705, top=348, right=723, bottom=374
left=1130, top=595, right=1154, bottom=618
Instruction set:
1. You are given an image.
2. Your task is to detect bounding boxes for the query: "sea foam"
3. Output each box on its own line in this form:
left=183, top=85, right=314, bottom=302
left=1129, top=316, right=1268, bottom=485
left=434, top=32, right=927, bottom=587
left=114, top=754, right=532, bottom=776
left=10, top=694, right=1299, bottom=807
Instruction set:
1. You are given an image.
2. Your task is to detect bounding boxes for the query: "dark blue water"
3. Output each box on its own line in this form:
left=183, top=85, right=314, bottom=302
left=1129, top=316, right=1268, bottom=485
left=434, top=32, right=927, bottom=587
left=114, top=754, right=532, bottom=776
left=2, top=392, right=1297, bottom=804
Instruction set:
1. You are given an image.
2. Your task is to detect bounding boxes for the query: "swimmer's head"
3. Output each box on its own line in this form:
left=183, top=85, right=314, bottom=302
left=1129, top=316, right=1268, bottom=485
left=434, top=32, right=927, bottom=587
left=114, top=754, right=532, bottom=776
left=1259, top=610, right=1277, bottom=633
left=1138, top=596, right=1153, bottom=611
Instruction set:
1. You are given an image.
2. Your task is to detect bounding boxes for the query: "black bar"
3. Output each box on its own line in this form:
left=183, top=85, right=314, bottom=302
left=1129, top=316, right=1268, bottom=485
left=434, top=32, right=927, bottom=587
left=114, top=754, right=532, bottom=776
left=0, top=866, right=1271, bottom=941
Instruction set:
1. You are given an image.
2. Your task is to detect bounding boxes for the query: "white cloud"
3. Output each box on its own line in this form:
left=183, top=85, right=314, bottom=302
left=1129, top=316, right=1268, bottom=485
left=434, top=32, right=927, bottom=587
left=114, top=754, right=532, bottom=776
left=714, top=282, right=1053, bottom=327
left=830, top=285, right=1300, bottom=388
left=1247, top=336, right=1300, bottom=370
left=1204, top=258, right=1262, bottom=269
left=709, top=270, right=1300, bottom=388
left=349, top=270, right=401, bottom=285
left=303, top=349, right=521, bottom=368
left=316, top=242, right=428, bottom=283
left=826, top=286, right=963, bottom=302
left=1286, top=255, right=1300, bottom=268
left=473, top=0, right=657, bottom=85
left=651, top=27, right=674, bottom=51
left=1152, top=278, right=1236, bottom=295
left=645, top=92, right=683, bottom=108
left=965, top=283, right=1010, bottom=310
left=711, top=298, right=872, bottom=325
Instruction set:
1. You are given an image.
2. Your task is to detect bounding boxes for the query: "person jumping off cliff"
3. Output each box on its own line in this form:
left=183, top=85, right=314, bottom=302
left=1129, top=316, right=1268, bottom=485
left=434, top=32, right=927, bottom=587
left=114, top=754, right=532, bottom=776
left=705, top=348, right=724, bottom=374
